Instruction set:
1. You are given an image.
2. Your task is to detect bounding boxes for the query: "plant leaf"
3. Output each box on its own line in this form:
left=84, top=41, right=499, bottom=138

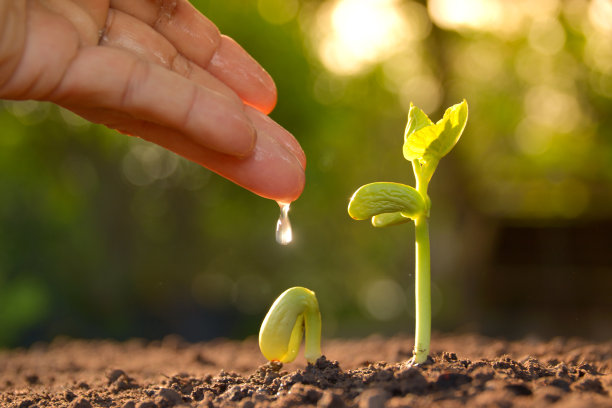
left=348, top=182, right=426, bottom=221
left=371, top=212, right=412, bottom=227
left=403, top=104, right=434, bottom=162
left=423, top=99, right=468, bottom=163
left=403, top=100, right=468, bottom=164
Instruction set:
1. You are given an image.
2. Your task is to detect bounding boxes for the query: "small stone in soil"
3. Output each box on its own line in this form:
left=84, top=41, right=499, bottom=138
left=64, top=390, right=77, bottom=402
left=157, top=387, right=182, bottom=404
left=107, top=369, right=127, bottom=384
left=69, top=397, right=92, bottom=408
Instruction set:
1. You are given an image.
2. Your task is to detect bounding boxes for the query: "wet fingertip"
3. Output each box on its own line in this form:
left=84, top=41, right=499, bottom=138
left=244, top=107, right=306, bottom=169
left=255, top=72, right=278, bottom=115
left=258, top=160, right=306, bottom=203
left=209, top=35, right=278, bottom=113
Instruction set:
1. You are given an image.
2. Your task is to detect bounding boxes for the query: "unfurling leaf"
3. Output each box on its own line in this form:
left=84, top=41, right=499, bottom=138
left=348, top=182, right=426, bottom=222
left=403, top=104, right=435, bottom=162
left=403, top=100, right=468, bottom=164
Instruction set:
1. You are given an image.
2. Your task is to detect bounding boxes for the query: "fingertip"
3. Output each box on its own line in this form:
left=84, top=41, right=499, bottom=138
left=274, top=167, right=306, bottom=203
left=245, top=78, right=277, bottom=115
left=208, top=35, right=278, bottom=114
left=244, top=107, right=305, bottom=169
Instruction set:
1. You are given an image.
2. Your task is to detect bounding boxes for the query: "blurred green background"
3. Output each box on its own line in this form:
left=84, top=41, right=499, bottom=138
left=1, top=0, right=612, bottom=348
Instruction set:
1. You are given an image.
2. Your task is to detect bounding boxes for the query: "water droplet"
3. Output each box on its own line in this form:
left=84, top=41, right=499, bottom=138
left=276, top=202, right=293, bottom=245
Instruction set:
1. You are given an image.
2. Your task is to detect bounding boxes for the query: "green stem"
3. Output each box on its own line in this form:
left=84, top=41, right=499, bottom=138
left=413, top=214, right=431, bottom=364
left=412, top=160, right=432, bottom=364
left=304, top=301, right=322, bottom=364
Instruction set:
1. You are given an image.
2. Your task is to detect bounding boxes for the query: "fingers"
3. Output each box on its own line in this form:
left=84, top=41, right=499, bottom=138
left=68, top=105, right=305, bottom=202
left=245, top=106, right=306, bottom=170
left=71, top=0, right=110, bottom=29
left=109, top=0, right=277, bottom=113
left=38, top=0, right=99, bottom=45
left=50, top=46, right=256, bottom=157
left=208, top=35, right=277, bottom=113
left=0, top=2, right=26, bottom=89
left=1, top=0, right=80, bottom=100
left=110, top=0, right=220, bottom=65
left=101, top=8, right=239, bottom=104
left=136, top=107, right=306, bottom=202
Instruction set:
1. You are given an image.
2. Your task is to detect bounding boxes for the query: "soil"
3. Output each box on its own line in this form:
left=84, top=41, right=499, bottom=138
left=1, top=333, right=611, bottom=408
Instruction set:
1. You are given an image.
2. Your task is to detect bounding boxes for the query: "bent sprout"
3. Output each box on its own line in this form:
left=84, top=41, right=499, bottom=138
left=259, top=287, right=322, bottom=364
left=348, top=100, right=468, bottom=364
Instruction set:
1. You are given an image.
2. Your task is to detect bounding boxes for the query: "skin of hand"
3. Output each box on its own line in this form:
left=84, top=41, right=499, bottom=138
left=0, top=0, right=305, bottom=203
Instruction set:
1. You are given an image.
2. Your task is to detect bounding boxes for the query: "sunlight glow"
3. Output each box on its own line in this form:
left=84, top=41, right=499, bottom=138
left=428, top=0, right=561, bottom=37
left=313, top=0, right=421, bottom=75
left=257, top=0, right=299, bottom=25
left=428, top=0, right=506, bottom=31
left=589, top=0, right=612, bottom=34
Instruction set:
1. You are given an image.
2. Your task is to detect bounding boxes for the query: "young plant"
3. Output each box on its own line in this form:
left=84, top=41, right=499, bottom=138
left=259, top=287, right=322, bottom=364
left=348, top=100, right=468, bottom=364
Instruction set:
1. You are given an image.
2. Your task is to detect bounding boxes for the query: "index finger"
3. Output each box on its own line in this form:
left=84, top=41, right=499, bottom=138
left=109, top=0, right=277, bottom=113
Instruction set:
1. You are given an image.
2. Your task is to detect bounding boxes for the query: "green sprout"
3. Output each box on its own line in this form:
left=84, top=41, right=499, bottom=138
left=259, top=287, right=322, bottom=364
left=348, top=100, right=468, bottom=364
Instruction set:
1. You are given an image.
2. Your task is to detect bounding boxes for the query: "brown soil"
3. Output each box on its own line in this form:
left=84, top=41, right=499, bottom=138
left=1, top=333, right=611, bottom=408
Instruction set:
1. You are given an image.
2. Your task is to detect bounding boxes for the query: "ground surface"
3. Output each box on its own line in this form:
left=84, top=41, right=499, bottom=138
left=1, top=333, right=611, bottom=407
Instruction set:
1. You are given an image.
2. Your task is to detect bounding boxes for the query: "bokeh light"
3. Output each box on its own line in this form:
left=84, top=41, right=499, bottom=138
left=257, top=0, right=299, bottom=25
left=310, top=0, right=423, bottom=75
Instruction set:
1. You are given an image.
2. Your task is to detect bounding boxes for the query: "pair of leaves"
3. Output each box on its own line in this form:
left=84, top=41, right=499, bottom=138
left=347, top=100, right=468, bottom=228
left=348, top=182, right=426, bottom=227
left=403, top=100, right=468, bottom=166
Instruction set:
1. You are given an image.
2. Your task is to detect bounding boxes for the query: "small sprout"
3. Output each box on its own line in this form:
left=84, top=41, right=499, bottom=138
left=348, top=100, right=468, bottom=365
left=259, top=287, right=322, bottom=364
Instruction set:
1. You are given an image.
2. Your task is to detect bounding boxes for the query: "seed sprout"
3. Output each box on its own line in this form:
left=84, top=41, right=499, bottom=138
left=348, top=100, right=468, bottom=364
left=259, top=286, right=322, bottom=364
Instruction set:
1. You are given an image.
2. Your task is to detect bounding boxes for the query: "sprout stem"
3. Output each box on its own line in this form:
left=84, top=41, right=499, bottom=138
left=413, top=214, right=431, bottom=364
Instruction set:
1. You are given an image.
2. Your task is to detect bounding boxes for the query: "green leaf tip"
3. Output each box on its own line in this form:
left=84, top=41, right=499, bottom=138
left=348, top=182, right=427, bottom=224
left=403, top=99, right=468, bottom=164
left=259, top=287, right=322, bottom=364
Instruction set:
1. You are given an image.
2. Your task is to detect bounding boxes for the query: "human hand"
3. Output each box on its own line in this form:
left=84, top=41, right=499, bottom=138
left=0, top=0, right=305, bottom=203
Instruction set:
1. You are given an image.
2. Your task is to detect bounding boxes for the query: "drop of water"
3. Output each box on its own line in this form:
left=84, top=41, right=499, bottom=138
left=275, top=202, right=293, bottom=245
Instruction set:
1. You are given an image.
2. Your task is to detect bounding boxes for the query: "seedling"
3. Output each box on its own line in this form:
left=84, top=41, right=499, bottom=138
left=259, top=287, right=322, bottom=364
left=348, top=100, right=468, bottom=364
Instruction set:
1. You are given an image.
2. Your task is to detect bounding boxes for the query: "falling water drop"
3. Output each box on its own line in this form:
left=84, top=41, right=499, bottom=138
left=275, top=202, right=293, bottom=245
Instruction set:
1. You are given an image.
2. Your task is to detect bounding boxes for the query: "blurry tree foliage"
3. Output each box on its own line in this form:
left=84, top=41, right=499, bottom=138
left=0, top=0, right=611, bottom=347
